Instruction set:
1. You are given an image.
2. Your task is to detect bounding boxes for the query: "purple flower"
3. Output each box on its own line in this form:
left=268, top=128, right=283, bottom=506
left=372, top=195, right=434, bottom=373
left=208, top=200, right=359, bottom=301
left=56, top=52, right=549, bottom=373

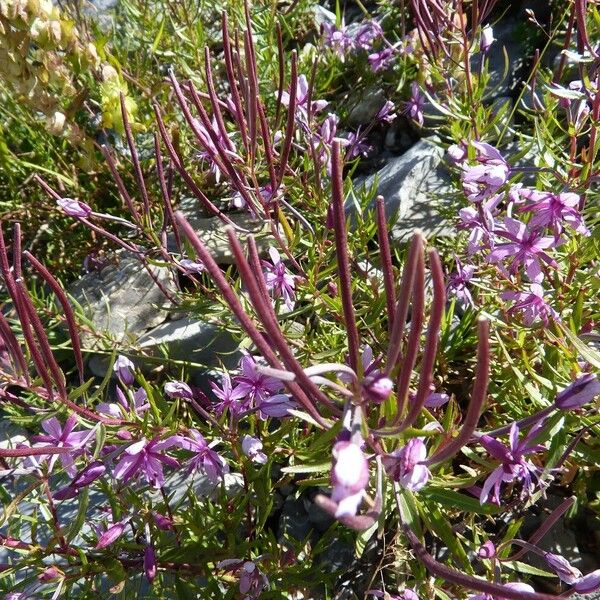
left=262, top=247, right=296, bottom=310
left=555, top=374, right=600, bottom=410
left=178, top=430, right=228, bottom=483
left=362, top=373, right=394, bottom=403
left=478, top=422, right=545, bottom=504
left=56, top=460, right=105, bottom=496
left=113, top=355, right=135, bottom=387
left=178, top=258, right=205, bottom=274
left=480, top=25, right=495, bottom=53
left=447, top=143, right=468, bottom=164
left=234, top=355, right=283, bottom=406
left=281, top=74, right=328, bottom=124
left=331, top=441, right=370, bottom=517
left=232, top=184, right=276, bottom=213
left=488, top=217, right=558, bottom=282
left=210, top=372, right=248, bottom=417
left=423, top=391, right=450, bottom=408
left=57, top=198, right=92, bottom=219
left=323, top=22, right=353, bottom=58
left=458, top=204, right=496, bottom=255
left=501, top=284, right=559, bottom=326
left=368, top=46, right=396, bottom=72
left=574, top=569, right=600, bottom=593
left=218, top=559, right=269, bottom=599
left=382, top=438, right=431, bottom=492
left=447, top=257, right=475, bottom=306
left=478, top=540, right=496, bottom=559
left=314, top=113, right=349, bottom=174
left=32, top=414, right=94, bottom=477
left=402, top=82, right=425, bottom=126
left=113, top=436, right=180, bottom=488
left=376, top=100, right=397, bottom=123
left=241, top=435, right=268, bottom=465
left=544, top=552, right=582, bottom=584
left=98, top=386, right=149, bottom=418
left=95, top=520, right=126, bottom=549
left=354, top=20, right=384, bottom=50
left=516, top=188, right=589, bottom=237
left=164, top=381, right=194, bottom=400
left=345, top=130, right=372, bottom=160
left=194, top=116, right=240, bottom=183
left=256, top=393, right=297, bottom=420
left=462, top=142, right=509, bottom=202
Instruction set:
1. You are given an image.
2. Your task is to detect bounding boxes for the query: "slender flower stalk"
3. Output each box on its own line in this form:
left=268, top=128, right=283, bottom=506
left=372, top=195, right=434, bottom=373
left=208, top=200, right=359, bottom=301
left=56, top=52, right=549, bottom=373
left=375, top=196, right=396, bottom=334
left=397, top=249, right=445, bottom=431
left=426, top=318, right=490, bottom=465
left=278, top=51, right=298, bottom=188
left=227, top=230, right=339, bottom=417
left=23, top=251, right=85, bottom=385
left=174, top=213, right=330, bottom=426
left=385, top=231, right=424, bottom=375
left=331, top=140, right=360, bottom=374
left=119, top=93, right=151, bottom=225
left=394, top=244, right=426, bottom=423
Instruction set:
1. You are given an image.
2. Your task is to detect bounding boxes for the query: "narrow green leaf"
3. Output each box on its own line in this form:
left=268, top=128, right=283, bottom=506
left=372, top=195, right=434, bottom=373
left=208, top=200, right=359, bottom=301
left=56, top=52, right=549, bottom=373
left=67, top=487, right=89, bottom=543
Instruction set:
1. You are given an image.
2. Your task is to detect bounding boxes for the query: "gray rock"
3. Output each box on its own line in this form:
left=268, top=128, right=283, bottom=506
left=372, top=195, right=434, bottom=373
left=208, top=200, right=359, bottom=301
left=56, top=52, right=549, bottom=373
left=348, top=139, right=455, bottom=243
left=173, top=208, right=280, bottom=265
left=347, top=88, right=387, bottom=127
left=305, top=495, right=335, bottom=532
left=471, top=18, right=528, bottom=100
left=138, top=315, right=241, bottom=370
left=68, top=252, right=175, bottom=348
left=523, top=495, right=599, bottom=574
left=311, top=5, right=336, bottom=29
left=278, top=498, right=313, bottom=543
left=571, top=594, right=600, bottom=600
left=157, top=469, right=244, bottom=507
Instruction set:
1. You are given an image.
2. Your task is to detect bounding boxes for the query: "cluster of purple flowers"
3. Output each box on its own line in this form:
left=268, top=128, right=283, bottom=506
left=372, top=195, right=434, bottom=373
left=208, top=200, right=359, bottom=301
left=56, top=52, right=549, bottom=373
left=210, top=354, right=296, bottom=420
left=323, top=19, right=397, bottom=72
left=447, top=140, right=590, bottom=326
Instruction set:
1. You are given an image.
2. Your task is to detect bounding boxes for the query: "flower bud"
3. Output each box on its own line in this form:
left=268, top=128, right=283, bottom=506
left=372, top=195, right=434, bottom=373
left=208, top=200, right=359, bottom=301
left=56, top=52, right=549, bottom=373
left=574, top=569, right=600, bottom=594
left=144, top=545, right=157, bottom=583
left=96, top=521, right=126, bottom=549
left=39, top=565, right=62, bottom=582
left=113, top=355, right=135, bottom=387
left=53, top=485, right=78, bottom=501
left=331, top=441, right=370, bottom=517
left=362, top=374, right=394, bottom=404
left=480, top=25, right=495, bottom=53
left=57, top=198, right=92, bottom=219
left=555, top=374, right=600, bottom=410
left=478, top=540, right=496, bottom=559
left=153, top=512, right=173, bottom=531
left=241, top=435, right=268, bottom=464
left=164, top=381, right=193, bottom=399
left=71, top=461, right=106, bottom=488
left=544, top=552, right=582, bottom=584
